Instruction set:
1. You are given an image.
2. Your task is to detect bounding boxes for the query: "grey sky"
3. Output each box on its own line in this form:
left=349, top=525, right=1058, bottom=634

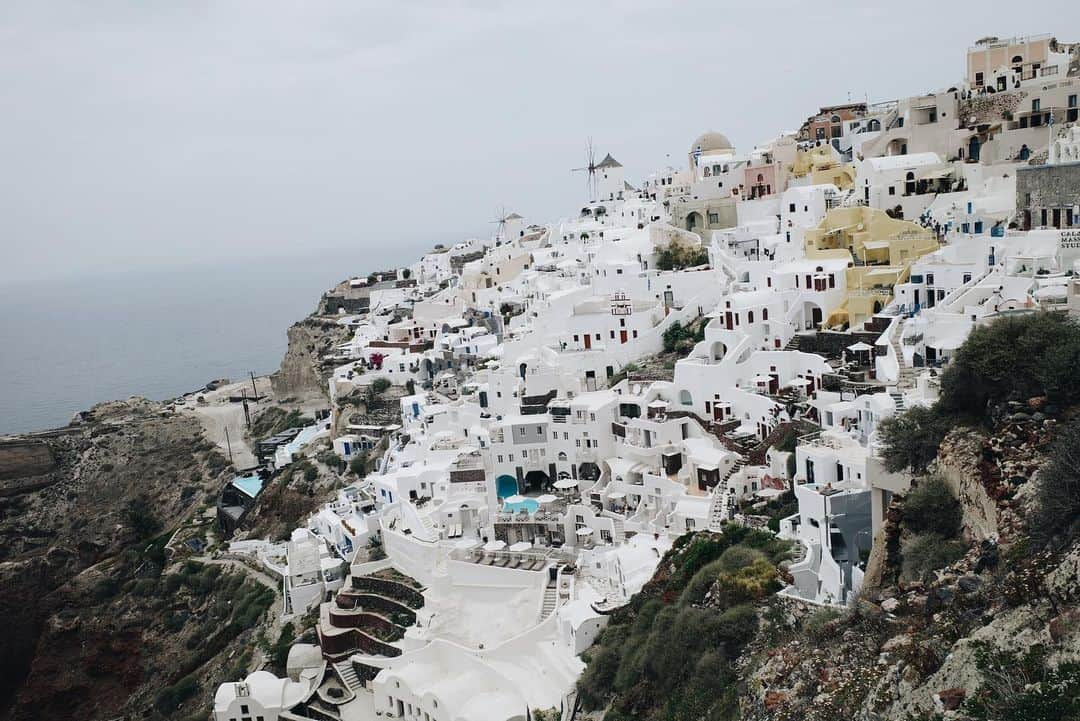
left=2, top=1, right=1077, bottom=286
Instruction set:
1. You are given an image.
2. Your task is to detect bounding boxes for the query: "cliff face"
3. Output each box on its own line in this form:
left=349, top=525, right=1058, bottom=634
left=736, top=415, right=1079, bottom=721
left=574, top=410, right=1079, bottom=721
left=0, top=398, right=250, bottom=720
left=270, top=318, right=348, bottom=398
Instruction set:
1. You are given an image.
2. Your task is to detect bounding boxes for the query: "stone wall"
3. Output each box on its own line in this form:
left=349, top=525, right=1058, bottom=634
left=1016, top=163, right=1080, bottom=222
left=958, top=90, right=1025, bottom=126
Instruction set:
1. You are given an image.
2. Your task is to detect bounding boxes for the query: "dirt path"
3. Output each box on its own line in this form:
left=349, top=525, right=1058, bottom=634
left=177, top=377, right=274, bottom=469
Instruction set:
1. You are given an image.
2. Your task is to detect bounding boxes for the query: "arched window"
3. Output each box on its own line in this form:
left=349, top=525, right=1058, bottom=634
left=557, top=451, right=568, bottom=461
left=679, top=389, right=693, bottom=406
left=762, top=308, right=769, bottom=320
left=748, top=310, right=754, bottom=323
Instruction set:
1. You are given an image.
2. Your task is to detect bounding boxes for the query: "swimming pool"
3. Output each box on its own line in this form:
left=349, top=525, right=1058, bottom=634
left=503, top=498, right=539, bottom=514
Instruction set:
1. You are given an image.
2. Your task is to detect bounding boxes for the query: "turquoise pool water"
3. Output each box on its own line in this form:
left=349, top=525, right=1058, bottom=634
left=232, top=474, right=265, bottom=498
left=503, top=498, right=539, bottom=514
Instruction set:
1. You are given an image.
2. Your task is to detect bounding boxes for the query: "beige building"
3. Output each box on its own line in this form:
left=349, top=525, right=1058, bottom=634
left=805, top=207, right=938, bottom=327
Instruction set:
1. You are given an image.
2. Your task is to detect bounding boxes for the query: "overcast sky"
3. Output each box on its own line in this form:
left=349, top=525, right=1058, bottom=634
left=2, top=1, right=1077, bottom=286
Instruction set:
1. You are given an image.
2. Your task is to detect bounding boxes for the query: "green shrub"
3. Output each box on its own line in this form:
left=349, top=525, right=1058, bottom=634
left=964, top=644, right=1080, bottom=721
left=802, top=607, right=842, bottom=640
left=577, top=643, right=620, bottom=709
left=371, top=377, right=392, bottom=394
left=878, top=405, right=950, bottom=473
left=715, top=545, right=768, bottom=573
left=679, top=560, right=726, bottom=606
left=901, top=533, right=967, bottom=581
left=938, top=312, right=1080, bottom=418
left=656, top=244, right=709, bottom=271
left=269, top=622, right=296, bottom=672
left=902, top=475, right=961, bottom=537
left=350, top=454, right=369, bottom=476
left=1030, top=419, right=1080, bottom=547
left=124, top=494, right=162, bottom=540
left=709, top=559, right=782, bottom=607
left=154, top=674, right=199, bottom=712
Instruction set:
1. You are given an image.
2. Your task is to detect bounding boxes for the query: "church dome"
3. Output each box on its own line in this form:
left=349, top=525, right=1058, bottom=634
left=690, top=131, right=734, bottom=155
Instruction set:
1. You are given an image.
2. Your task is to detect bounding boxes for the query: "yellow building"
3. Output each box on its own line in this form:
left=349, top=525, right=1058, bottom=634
left=805, top=206, right=938, bottom=328
left=790, top=145, right=856, bottom=190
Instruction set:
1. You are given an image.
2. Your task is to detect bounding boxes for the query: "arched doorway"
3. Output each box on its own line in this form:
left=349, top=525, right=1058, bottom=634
left=524, top=470, right=550, bottom=493
left=496, top=474, right=518, bottom=499
left=905, top=171, right=916, bottom=196
left=968, top=135, right=981, bottom=163
left=578, top=462, right=601, bottom=482
left=686, top=211, right=704, bottom=231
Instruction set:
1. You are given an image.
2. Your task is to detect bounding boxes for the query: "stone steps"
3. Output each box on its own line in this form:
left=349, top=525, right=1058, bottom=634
left=333, top=660, right=363, bottom=694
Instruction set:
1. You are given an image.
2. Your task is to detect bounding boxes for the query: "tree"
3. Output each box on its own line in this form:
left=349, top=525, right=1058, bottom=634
left=877, top=405, right=950, bottom=473
left=349, top=453, right=368, bottom=476
left=938, top=312, right=1080, bottom=418
left=124, top=494, right=162, bottom=540
left=902, top=475, right=961, bottom=536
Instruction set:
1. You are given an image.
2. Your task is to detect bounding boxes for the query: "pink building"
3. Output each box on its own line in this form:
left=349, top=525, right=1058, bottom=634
left=742, top=163, right=780, bottom=200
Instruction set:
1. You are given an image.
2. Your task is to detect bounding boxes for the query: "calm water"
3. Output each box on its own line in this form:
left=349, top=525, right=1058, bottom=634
left=0, top=244, right=431, bottom=435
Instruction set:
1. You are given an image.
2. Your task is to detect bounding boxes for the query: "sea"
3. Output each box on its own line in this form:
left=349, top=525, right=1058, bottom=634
left=0, top=243, right=435, bottom=436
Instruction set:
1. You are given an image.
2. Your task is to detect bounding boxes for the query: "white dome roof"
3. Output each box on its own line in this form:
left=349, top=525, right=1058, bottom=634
left=690, top=131, right=734, bottom=155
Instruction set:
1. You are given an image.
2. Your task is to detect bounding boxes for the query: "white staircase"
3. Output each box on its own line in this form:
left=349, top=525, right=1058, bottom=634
left=540, top=580, right=559, bottom=620
left=333, top=660, right=363, bottom=694
left=707, top=487, right=728, bottom=532
left=889, top=317, right=917, bottom=391
left=418, top=513, right=436, bottom=535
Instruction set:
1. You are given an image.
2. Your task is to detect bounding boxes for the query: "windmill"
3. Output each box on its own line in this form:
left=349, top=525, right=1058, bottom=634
left=571, top=138, right=601, bottom=201
left=491, top=205, right=514, bottom=241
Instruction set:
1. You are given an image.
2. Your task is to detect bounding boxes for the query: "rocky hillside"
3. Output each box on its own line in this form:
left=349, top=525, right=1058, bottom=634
left=576, top=526, right=793, bottom=720
left=575, top=411, right=1079, bottom=721
left=737, top=415, right=1079, bottom=721
left=577, top=313, right=1080, bottom=721
left=0, top=398, right=282, bottom=721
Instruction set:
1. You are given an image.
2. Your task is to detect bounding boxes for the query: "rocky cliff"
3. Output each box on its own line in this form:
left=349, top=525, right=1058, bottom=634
left=576, top=409, right=1079, bottom=721
left=0, top=398, right=271, bottom=721
left=270, top=317, right=350, bottom=398
left=736, top=412, right=1079, bottom=721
